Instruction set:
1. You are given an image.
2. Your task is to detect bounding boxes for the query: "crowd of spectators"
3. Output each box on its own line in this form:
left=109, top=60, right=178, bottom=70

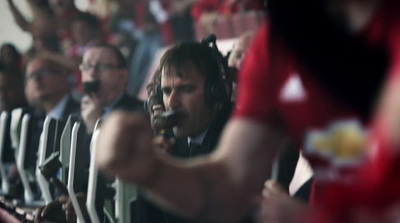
left=3, top=0, right=264, bottom=99
left=1, top=0, right=399, bottom=223
left=0, top=0, right=266, bottom=222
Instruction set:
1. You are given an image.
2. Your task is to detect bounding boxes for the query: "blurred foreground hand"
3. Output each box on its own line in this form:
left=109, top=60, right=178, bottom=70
left=96, top=111, right=158, bottom=186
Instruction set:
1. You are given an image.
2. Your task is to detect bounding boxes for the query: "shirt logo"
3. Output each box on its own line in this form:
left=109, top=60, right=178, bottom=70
left=305, top=120, right=367, bottom=166
left=279, top=74, right=307, bottom=102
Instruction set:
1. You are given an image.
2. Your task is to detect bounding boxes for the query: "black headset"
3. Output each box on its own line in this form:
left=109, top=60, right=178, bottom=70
left=154, top=35, right=232, bottom=111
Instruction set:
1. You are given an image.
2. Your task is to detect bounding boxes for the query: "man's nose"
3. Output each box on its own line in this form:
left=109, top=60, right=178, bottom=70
left=167, top=91, right=181, bottom=109
left=31, top=74, right=43, bottom=83
left=85, top=68, right=98, bottom=80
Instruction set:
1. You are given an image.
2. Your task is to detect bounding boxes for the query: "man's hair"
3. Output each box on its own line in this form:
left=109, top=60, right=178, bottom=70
left=87, top=42, right=127, bottom=68
left=71, top=12, right=100, bottom=31
left=0, top=62, right=23, bottom=77
left=0, top=67, right=24, bottom=81
left=25, top=55, right=66, bottom=72
left=159, top=42, right=221, bottom=84
left=0, top=43, right=20, bottom=60
left=25, top=56, right=65, bottom=75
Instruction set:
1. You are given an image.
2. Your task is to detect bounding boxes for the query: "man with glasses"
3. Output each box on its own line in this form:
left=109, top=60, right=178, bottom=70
left=25, top=56, right=80, bottom=119
left=35, top=43, right=143, bottom=222
left=26, top=57, right=81, bottom=222
left=80, top=42, right=143, bottom=133
left=71, top=43, right=143, bottom=222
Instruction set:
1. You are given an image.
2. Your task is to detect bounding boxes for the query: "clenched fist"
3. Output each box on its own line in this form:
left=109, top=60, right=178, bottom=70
left=95, top=111, right=159, bottom=186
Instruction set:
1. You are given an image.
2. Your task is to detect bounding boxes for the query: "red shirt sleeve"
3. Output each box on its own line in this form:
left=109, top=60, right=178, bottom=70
left=191, top=0, right=220, bottom=21
left=233, top=23, right=276, bottom=123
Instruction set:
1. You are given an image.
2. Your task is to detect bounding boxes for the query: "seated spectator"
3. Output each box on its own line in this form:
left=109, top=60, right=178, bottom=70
left=0, top=66, right=28, bottom=195
left=39, top=12, right=103, bottom=92
left=36, top=43, right=143, bottom=223
left=168, top=0, right=197, bottom=41
left=94, top=0, right=400, bottom=222
left=107, top=0, right=138, bottom=59
left=0, top=66, right=27, bottom=113
left=6, top=0, right=81, bottom=53
left=127, top=0, right=175, bottom=97
left=191, top=0, right=263, bottom=36
left=18, top=58, right=79, bottom=196
left=227, top=30, right=254, bottom=101
left=7, top=0, right=84, bottom=94
left=0, top=43, right=23, bottom=74
left=47, top=0, right=81, bottom=51
left=228, top=31, right=254, bottom=70
left=25, top=56, right=80, bottom=120
left=68, top=12, right=103, bottom=62
left=80, top=42, right=143, bottom=133
left=137, top=40, right=236, bottom=223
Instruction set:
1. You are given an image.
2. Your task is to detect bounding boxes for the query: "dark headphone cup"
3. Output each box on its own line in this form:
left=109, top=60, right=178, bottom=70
left=155, top=82, right=163, bottom=104
left=204, top=69, right=229, bottom=109
left=201, top=35, right=231, bottom=109
left=144, top=100, right=148, bottom=112
left=144, top=83, right=164, bottom=113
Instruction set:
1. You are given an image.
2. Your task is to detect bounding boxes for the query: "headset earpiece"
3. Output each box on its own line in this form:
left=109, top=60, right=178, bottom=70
left=144, top=100, right=149, bottom=112
left=155, top=82, right=163, bottom=105
left=201, top=35, right=232, bottom=109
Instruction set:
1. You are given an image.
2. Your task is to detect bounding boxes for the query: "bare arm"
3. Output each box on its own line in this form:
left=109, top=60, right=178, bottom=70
left=39, top=50, right=81, bottom=71
left=96, top=111, right=288, bottom=222
left=169, top=0, right=197, bottom=16
left=7, top=0, right=32, bottom=32
left=26, top=0, right=51, bottom=21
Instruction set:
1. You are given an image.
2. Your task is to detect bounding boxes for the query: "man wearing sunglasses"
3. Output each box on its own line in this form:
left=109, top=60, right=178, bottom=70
left=80, top=42, right=143, bottom=134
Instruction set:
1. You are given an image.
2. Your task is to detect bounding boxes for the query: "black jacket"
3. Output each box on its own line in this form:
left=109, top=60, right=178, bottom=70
left=112, top=93, right=144, bottom=113
left=61, top=96, right=81, bottom=120
left=134, top=102, right=236, bottom=223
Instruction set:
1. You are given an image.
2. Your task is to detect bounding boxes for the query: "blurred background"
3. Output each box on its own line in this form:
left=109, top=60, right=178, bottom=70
left=0, top=0, right=264, bottom=99
left=0, top=0, right=89, bottom=52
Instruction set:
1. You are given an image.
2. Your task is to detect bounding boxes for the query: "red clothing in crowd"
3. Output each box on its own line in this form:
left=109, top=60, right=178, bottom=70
left=57, top=8, right=81, bottom=52
left=233, top=0, right=400, bottom=221
left=191, top=0, right=263, bottom=21
left=133, top=1, right=174, bottom=45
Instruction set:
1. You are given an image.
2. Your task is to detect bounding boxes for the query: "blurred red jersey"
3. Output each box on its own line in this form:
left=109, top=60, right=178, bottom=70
left=234, top=0, right=400, bottom=221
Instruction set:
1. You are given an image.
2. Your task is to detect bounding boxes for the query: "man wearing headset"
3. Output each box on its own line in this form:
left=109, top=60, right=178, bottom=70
left=137, top=41, right=235, bottom=223
left=97, top=0, right=400, bottom=221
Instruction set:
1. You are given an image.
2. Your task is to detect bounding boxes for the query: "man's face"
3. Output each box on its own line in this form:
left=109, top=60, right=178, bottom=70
left=161, top=64, right=215, bottom=138
left=71, top=21, right=94, bottom=46
left=81, top=47, right=127, bottom=107
left=228, top=33, right=253, bottom=69
left=49, top=0, right=74, bottom=16
left=25, top=58, right=67, bottom=103
left=228, top=40, right=249, bottom=69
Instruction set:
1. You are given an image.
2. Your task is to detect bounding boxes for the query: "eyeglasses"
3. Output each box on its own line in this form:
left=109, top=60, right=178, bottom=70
left=79, top=63, right=121, bottom=72
left=26, top=68, right=57, bottom=80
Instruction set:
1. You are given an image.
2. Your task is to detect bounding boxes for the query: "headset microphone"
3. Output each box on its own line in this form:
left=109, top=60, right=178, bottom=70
left=83, top=80, right=100, bottom=95
left=201, top=34, right=219, bottom=51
